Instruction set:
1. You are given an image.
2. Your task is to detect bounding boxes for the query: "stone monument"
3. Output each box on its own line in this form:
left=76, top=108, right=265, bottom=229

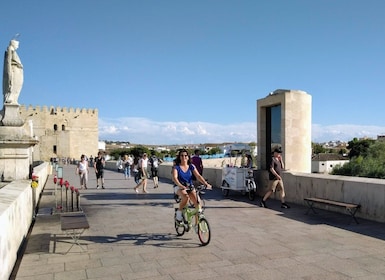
left=0, top=37, right=38, bottom=181
left=257, top=89, right=312, bottom=173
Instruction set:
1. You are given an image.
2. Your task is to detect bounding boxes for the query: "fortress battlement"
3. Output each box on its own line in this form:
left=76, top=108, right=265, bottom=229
left=18, top=104, right=99, bottom=161
left=20, top=105, right=98, bottom=115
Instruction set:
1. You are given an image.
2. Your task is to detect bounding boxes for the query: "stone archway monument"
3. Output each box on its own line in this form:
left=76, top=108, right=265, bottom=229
left=257, top=89, right=312, bottom=173
left=0, top=38, right=38, bottom=181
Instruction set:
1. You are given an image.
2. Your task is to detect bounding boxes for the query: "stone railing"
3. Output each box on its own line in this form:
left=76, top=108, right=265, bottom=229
left=0, top=162, right=51, bottom=280
left=156, top=162, right=385, bottom=223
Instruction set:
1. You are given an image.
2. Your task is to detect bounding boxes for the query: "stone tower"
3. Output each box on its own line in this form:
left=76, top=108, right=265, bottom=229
left=19, top=105, right=99, bottom=162
left=257, top=89, right=312, bottom=173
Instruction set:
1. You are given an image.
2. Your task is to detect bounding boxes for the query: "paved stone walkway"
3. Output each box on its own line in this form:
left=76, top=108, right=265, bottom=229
left=11, top=165, right=385, bottom=280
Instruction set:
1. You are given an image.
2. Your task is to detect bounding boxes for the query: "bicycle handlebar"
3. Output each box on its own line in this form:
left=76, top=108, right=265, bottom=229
left=195, top=184, right=211, bottom=191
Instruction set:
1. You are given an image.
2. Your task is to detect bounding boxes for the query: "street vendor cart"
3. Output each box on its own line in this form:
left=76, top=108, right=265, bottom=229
left=221, top=166, right=257, bottom=201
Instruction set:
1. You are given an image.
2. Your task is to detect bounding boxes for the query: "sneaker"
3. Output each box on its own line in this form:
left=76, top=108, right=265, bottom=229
left=281, top=203, right=290, bottom=209
left=102, top=185, right=105, bottom=189
left=134, top=188, right=139, bottom=193
left=260, top=200, right=267, bottom=208
left=175, top=210, right=183, bottom=222
left=96, top=185, right=100, bottom=189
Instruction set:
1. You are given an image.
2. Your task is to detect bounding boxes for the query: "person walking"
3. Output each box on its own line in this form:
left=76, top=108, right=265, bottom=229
left=173, top=149, right=211, bottom=222
left=149, top=151, right=162, bottom=188
left=76, top=154, right=89, bottom=189
left=123, top=154, right=133, bottom=179
left=94, top=151, right=106, bottom=189
left=260, top=148, right=290, bottom=209
left=134, top=153, right=149, bottom=193
left=132, top=156, right=141, bottom=184
left=89, top=155, right=94, bottom=167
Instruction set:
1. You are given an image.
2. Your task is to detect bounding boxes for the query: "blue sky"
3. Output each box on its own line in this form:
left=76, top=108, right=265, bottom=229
left=2, top=1, right=385, bottom=145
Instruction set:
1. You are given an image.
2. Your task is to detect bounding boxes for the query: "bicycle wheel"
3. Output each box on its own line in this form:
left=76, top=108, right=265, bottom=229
left=197, top=217, right=211, bottom=246
left=222, top=180, right=230, bottom=197
left=247, top=181, right=257, bottom=201
left=174, top=211, right=185, bottom=236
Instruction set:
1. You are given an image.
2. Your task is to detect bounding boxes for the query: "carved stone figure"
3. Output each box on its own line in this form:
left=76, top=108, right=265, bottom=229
left=3, top=39, right=23, bottom=105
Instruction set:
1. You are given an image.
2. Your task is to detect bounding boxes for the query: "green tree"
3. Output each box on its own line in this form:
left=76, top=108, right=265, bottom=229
left=332, top=140, right=385, bottom=178
left=312, top=142, right=326, bottom=154
left=208, top=147, right=221, bottom=155
left=347, top=138, right=375, bottom=159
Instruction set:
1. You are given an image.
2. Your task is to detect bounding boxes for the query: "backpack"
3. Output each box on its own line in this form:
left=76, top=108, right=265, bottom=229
left=151, top=157, right=159, bottom=168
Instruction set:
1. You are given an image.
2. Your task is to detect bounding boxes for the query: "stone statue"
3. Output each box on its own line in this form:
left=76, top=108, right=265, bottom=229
left=3, top=39, right=23, bottom=105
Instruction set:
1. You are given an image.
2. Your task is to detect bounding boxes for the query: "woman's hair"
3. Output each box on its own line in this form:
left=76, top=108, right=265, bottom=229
left=175, top=149, right=191, bottom=165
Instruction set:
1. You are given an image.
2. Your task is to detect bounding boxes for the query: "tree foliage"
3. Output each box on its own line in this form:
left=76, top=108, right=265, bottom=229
left=109, top=145, right=152, bottom=160
left=312, top=142, right=326, bottom=154
left=347, top=138, right=375, bottom=159
left=332, top=140, right=385, bottom=178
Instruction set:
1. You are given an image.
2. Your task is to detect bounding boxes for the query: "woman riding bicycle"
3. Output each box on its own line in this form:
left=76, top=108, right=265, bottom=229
left=173, top=149, right=211, bottom=222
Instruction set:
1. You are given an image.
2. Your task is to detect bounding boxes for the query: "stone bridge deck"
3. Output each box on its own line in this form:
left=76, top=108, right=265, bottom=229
left=11, top=165, right=385, bottom=279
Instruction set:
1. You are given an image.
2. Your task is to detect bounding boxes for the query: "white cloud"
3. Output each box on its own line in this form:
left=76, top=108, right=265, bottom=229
left=312, top=124, right=385, bottom=142
left=99, top=117, right=256, bottom=144
left=99, top=118, right=385, bottom=145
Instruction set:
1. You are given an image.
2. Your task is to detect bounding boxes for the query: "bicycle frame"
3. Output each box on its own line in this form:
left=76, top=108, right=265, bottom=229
left=174, top=185, right=211, bottom=246
left=183, top=205, right=200, bottom=227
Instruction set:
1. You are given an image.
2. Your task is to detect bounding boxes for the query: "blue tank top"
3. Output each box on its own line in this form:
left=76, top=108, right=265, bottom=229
left=175, top=164, right=195, bottom=186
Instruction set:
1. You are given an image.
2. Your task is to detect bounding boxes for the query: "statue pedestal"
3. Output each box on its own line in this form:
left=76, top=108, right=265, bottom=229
left=0, top=126, right=38, bottom=181
left=1, top=103, right=24, bottom=126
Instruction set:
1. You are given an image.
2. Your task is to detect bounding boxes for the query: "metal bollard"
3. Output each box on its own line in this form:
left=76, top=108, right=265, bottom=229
left=70, top=186, right=75, bottom=212
left=75, top=188, right=80, bottom=211
left=65, top=184, right=69, bottom=212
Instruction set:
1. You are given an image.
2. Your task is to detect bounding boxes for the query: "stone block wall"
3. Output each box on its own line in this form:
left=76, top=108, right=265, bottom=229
left=19, top=105, right=99, bottom=162
left=0, top=162, right=50, bottom=280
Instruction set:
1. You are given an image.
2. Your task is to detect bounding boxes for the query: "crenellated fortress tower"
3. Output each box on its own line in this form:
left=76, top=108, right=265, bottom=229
left=19, top=105, right=99, bottom=162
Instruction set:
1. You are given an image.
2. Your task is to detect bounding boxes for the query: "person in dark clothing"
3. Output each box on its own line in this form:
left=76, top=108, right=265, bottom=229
left=260, top=148, right=290, bottom=209
left=94, top=151, right=105, bottom=189
left=191, top=149, right=203, bottom=182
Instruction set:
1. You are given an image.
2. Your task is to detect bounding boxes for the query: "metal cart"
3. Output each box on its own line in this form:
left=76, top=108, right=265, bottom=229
left=221, top=166, right=257, bottom=200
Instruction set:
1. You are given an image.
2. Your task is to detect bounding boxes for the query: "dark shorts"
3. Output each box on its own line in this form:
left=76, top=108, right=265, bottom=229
left=151, top=167, right=158, bottom=177
left=96, top=169, right=104, bottom=179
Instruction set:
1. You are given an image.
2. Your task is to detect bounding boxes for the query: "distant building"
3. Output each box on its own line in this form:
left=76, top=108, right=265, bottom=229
left=311, top=153, right=349, bottom=174
left=19, top=105, right=99, bottom=162
left=222, top=143, right=253, bottom=156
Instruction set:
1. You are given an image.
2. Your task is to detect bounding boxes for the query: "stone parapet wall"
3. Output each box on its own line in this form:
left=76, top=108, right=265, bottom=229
left=281, top=171, right=385, bottom=223
left=156, top=163, right=385, bottom=223
left=0, top=162, right=50, bottom=280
